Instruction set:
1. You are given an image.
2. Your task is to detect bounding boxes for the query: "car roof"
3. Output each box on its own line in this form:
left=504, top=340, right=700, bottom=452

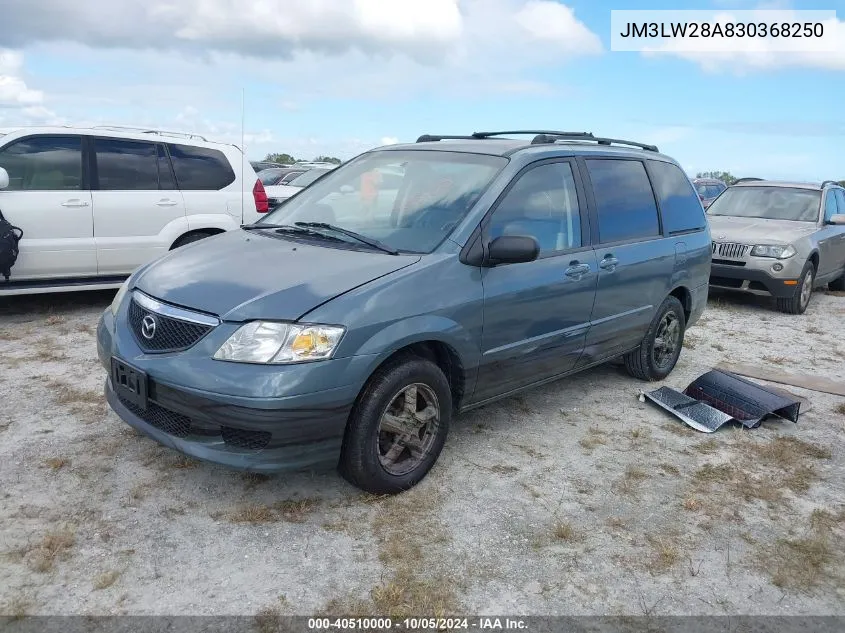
left=731, top=180, right=830, bottom=191
left=368, top=135, right=677, bottom=163
left=693, top=178, right=725, bottom=184
left=0, top=125, right=240, bottom=152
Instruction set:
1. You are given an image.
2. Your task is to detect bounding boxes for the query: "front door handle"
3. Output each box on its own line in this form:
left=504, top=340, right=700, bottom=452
left=564, top=262, right=591, bottom=279
left=61, top=199, right=90, bottom=208
left=599, top=255, right=619, bottom=271
left=156, top=199, right=179, bottom=207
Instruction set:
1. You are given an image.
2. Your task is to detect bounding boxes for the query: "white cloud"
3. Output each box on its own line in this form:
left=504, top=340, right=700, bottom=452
left=0, top=50, right=44, bottom=107
left=0, top=0, right=599, bottom=66
left=642, top=10, right=845, bottom=73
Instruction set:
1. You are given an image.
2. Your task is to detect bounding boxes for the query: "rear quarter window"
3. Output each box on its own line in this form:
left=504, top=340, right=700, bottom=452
left=168, top=144, right=236, bottom=190
left=586, top=159, right=661, bottom=243
left=649, top=161, right=707, bottom=234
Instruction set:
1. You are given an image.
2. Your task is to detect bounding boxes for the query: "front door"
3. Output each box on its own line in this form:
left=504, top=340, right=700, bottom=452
left=91, top=138, right=187, bottom=275
left=817, top=189, right=845, bottom=281
left=0, top=134, right=95, bottom=281
left=474, top=159, right=597, bottom=403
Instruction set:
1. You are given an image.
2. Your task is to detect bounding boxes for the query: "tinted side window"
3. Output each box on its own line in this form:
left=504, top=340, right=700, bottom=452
left=835, top=190, right=845, bottom=217
left=489, top=162, right=582, bottom=255
left=168, top=144, right=235, bottom=190
left=0, top=135, right=82, bottom=191
left=157, top=145, right=176, bottom=190
left=94, top=138, right=158, bottom=190
left=649, top=161, right=706, bottom=234
left=586, top=159, right=660, bottom=243
left=824, top=191, right=838, bottom=222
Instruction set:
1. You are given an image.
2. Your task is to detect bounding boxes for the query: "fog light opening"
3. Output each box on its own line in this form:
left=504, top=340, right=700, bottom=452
left=772, top=263, right=784, bottom=272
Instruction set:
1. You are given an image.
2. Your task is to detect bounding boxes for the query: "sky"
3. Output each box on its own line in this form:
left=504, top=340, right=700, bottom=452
left=0, top=0, right=843, bottom=181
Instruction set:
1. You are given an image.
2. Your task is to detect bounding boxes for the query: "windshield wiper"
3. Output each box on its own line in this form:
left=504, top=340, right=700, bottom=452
left=243, top=222, right=347, bottom=243
left=242, top=223, right=289, bottom=230
left=295, top=222, right=399, bottom=255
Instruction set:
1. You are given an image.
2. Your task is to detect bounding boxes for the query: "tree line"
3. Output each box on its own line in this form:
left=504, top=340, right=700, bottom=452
left=696, top=171, right=845, bottom=187
left=263, top=153, right=341, bottom=165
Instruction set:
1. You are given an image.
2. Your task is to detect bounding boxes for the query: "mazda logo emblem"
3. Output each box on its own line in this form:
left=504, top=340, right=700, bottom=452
left=141, top=315, right=157, bottom=340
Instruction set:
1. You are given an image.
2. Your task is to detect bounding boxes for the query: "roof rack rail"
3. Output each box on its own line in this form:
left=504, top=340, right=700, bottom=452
left=734, top=177, right=765, bottom=184
left=416, top=134, right=479, bottom=143
left=821, top=180, right=840, bottom=188
left=91, top=125, right=208, bottom=142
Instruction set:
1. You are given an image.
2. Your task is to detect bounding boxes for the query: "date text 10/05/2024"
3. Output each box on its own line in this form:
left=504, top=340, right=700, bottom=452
left=307, top=618, right=528, bottom=630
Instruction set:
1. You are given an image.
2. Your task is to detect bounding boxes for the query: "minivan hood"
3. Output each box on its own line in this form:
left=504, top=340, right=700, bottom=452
left=707, top=215, right=817, bottom=244
left=134, top=230, right=420, bottom=322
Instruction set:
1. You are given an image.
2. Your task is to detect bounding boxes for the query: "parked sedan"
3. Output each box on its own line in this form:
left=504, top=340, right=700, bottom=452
left=257, top=167, right=307, bottom=187
left=708, top=180, right=845, bottom=314
left=265, top=166, right=336, bottom=208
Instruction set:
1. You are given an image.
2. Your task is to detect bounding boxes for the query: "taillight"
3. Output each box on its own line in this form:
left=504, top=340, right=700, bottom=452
left=253, top=179, right=269, bottom=213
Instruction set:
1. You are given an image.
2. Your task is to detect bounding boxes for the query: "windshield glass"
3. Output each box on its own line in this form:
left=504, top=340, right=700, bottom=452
left=288, top=168, right=332, bottom=187
left=261, top=150, right=507, bottom=253
left=707, top=186, right=820, bottom=222
left=258, top=169, right=284, bottom=185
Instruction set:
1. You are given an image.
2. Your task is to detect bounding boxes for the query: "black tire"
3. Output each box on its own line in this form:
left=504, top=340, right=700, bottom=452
left=776, top=261, right=814, bottom=314
left=339, top=355, right=451, bottom=495
left=171, top=231, right=215, bottom=249
left=829, top=268, right=845, bottom=292
left=624, top=296, right=686, bottom=382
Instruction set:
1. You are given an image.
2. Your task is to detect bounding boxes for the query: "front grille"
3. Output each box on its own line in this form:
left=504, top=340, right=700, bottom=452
left=710, top=276, right=744, bottom=288
left=119, top=396, right=192, bottom=438
left=712, top=242, right=749, bottom=260
left=712, top=259, right=746, bottom=267
left=221, top=426, right=272, bottom=450
left=128, top=298, right=213, bottom=353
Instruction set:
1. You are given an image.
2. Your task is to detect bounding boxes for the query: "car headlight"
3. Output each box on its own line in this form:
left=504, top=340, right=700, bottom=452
left=213, top=321, right=345, bottom=364
left=750, top=244, right=796, bottom=259
left=111, top=278, right=131, bottom=315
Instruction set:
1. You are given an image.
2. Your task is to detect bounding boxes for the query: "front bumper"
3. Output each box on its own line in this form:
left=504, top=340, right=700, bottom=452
left=709, top=263, right=799, bottom=298
left=97, top=305, right=374, bottom=472
left=104, top=375, right=349, bottom=472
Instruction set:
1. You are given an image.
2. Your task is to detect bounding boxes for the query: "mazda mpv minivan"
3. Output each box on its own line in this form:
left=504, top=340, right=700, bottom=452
left=99, top=130, right=711, bottom=494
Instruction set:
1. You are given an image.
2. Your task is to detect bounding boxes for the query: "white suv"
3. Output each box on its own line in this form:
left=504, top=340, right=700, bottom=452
left=0, top=126, right=269, bottom=295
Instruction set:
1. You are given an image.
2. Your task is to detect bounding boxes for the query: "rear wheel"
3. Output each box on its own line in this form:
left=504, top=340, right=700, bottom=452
left=339, top=355, right=451, bottom=494
left=829, top=267, right=845, bottom=292
left=624, top=296, right=686, bottom=381
left=776, top=261, right=814, bottom=314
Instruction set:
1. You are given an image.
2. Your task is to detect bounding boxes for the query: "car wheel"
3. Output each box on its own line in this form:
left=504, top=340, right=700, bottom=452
left=339, top=354, right=451, bottom=494
left=829, top=267, right=845, bottom=292
left=172, top=231, right=215, bottom=249
left=624, top=296, right=686, bottom=382
left=776, top=261, right=814, bottom=315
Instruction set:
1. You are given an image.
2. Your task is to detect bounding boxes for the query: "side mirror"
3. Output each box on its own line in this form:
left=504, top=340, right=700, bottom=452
left=485, top=235, right=540, bottom=266
left=828, top=214, right=845, bottom=225
left=0, top=167, right=9, bottom=190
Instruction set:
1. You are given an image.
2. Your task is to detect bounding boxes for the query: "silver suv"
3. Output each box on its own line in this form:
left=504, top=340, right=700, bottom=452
left=707, top=180, right=845, bottom=314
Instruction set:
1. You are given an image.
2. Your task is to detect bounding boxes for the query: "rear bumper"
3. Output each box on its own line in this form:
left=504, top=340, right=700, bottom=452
left=105, top=375, right=349, bottom=472
left=709, top=264, right=797, bottom=298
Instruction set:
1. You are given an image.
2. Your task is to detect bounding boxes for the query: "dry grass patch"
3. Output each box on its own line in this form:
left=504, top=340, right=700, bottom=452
left=227, top=504, right=277, bottom=524
left=44, top=457, right=70, bottom=471
left=612, top=465, right=649, bottom=496
left=579, top=426, right=608, bottom=451
left=693, top=439, right=720, bottom=455
left=93, top=570, right=121, bottom=590
left=683, top=334, right=699, bottom=350
left=662, top=422, right=695, bottom=438
left=0, top=594, right=33, bottom=619
left=755, top=519, right=840, bottom=592
left=835, top=403, right=845, bottom=416
left=683, top=497, right=702, bottom=512
left=488, top=464, right=519, bottom=475
left=27, top=527, right=76, bottom=572
left=753, top=435, right=832, bottom=463
left=644, top=534, right=681, bottom=574
left=763, top=355, right=789, bottom=364
left=275, top=498, right=319, bottom=523
left=45, top=314, right=66, bottom=326
left=552, top=521, right=580, bottom=542
left=323, top=571, right=459, bottom=619
left=171, top=456, right=199, bottom=469
left=606, top=516, right=628, bottom=530
left=242, top=472, right=272, bottom=485
left=659, top=463, right=680, bottom=476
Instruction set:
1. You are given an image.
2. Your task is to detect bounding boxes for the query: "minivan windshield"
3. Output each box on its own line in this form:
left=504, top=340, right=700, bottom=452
left=260, top=150, right=507, bottom=253
left=707, top=186, right=821, bottom=222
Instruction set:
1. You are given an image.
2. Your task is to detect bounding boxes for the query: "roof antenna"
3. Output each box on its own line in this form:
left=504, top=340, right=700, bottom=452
left=240, top=87, right=245, bottom=222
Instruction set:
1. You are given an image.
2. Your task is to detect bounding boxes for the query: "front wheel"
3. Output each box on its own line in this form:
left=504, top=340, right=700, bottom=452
left=339, top=355, right=451, bottom=494
left=624, top=296, right=686, bottom=382
left=776, top=261, right=814, bottom=314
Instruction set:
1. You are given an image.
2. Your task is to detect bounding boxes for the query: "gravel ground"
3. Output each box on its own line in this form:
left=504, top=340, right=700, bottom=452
left=1, top=288, right=844, bottom=617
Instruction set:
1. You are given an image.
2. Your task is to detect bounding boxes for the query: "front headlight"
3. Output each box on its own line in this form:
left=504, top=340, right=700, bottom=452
left=111, top=278, right=131, bottom=315
left=750, top=244, right=796, bottom=259
left=213, top=321, right=345, bottom=364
